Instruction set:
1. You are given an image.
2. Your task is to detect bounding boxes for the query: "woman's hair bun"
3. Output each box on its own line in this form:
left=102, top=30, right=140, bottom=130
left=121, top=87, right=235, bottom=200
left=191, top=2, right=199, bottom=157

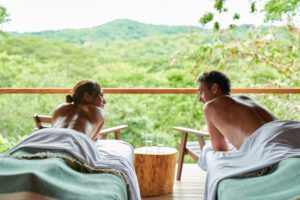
left=66, top=95, right=73, bottom=103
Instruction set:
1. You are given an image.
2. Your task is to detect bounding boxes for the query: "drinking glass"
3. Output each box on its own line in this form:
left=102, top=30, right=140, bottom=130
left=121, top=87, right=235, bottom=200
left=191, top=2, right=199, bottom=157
left=157, top=134, right=165, bottom=153
left=145, top=133, right=153, bottom=152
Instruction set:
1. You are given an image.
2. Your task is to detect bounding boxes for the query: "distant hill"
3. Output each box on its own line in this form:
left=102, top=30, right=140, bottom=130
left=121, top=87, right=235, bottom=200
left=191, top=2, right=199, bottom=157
left=11, top=19, right=203, bottom=44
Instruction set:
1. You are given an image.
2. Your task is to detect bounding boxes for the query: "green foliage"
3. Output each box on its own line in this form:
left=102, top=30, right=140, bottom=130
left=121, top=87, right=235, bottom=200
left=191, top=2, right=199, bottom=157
left=0, top=5, right=9, bottom=37
left=199, top=12, right=214, bottom=25
left=199, top=0, right=300, bottom=29
left=264, top=0, right=300, bottom=21
left=188, top=27, right=300, bottom=87
left=233, top=13, right=240, bottom=20
left=213, top=22, right=220, bottom=31
left=0, top=134, right=24, bottom=153
left=251, top=2, right=257, bottom=13
left=0, top=6, right=9, bottom=24
left=229, top=24, right=236, bottom=30
left=214, top=0, right=226, bottom=13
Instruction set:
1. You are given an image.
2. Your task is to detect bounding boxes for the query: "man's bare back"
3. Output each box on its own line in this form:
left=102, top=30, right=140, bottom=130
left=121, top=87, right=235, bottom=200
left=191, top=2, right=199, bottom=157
left=197, top=71, right=277, bottom=151
left=52, top=103, right=105, bottom=140
left=205, top=95, right=276, bottom=149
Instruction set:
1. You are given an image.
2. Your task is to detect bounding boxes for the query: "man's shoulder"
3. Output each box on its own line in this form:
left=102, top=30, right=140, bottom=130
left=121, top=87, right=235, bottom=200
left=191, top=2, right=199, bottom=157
left=207, top=95, right=232, bottom=106
left=232, top=95, right=260, bottom=106
left=232, top=94, right=252, bottom=101
left=204, top=96, right=233, bottom=113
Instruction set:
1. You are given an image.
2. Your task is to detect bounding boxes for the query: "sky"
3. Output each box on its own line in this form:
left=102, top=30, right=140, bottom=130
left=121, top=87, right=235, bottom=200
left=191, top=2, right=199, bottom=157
left=0, top=0, right=268, bottom=32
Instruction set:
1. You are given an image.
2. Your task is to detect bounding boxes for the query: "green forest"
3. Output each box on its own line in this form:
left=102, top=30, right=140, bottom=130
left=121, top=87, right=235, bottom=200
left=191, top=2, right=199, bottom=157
left=0, top=16, right=299, bottom=157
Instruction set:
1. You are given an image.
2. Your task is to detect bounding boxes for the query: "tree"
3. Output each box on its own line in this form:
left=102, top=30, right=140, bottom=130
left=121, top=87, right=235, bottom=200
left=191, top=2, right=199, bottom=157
left=0, top=5, right=9, bottom=36
left=199, top=0, right=300, bottom=30
left=185, top=0, right=300, bottom=87
left=264, top=0, right=300, bottom=22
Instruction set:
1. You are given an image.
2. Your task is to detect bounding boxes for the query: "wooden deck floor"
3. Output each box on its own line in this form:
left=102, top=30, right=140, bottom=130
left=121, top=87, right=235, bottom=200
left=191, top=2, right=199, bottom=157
left=143, top=164, right=206, bottom=200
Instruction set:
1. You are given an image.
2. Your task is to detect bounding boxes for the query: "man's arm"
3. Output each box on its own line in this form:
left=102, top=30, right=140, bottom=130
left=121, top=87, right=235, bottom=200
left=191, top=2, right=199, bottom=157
left=204, top=103, right=228, bottom=151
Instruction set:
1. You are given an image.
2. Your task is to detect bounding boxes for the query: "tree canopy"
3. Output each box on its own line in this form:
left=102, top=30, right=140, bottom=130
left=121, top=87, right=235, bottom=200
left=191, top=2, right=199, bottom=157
left=0, top=5, right=9, bottom=36
left=199, top=0, right=300, bottom=30
left=0, top=5, right=9, bottom=25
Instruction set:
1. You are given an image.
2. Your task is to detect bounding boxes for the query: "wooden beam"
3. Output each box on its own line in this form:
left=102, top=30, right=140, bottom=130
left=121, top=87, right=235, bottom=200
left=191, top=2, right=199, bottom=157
left=0, top=88, right=299, bottom=94
left=0, top=88, right=71, bottom=94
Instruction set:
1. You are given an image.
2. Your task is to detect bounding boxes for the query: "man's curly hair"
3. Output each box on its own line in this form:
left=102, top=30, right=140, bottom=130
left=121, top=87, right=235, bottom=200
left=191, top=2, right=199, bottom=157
left=197, top=71, right=231, bottom=94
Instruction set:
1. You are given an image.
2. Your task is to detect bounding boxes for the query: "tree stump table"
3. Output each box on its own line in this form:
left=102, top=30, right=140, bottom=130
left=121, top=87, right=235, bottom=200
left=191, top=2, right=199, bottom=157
left=134, top=147, right=178, bottom=197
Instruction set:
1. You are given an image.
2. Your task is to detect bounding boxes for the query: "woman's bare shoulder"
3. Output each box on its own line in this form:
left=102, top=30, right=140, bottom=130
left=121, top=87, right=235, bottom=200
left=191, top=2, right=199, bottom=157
left=81, top=104, right=105, bottom=118
left=54, top=103, right=74, bottom=111
left=52, top=103, right=75, bottom=117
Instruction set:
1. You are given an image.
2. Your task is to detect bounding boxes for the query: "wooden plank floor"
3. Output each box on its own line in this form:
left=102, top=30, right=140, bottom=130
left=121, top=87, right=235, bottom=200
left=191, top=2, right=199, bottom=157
left=143, top=164, right=206, bottom=200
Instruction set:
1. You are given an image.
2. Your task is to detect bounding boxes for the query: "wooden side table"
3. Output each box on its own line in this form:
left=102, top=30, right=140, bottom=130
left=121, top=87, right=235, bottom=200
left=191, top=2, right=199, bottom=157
left=134, top=147, right=178, bottom=197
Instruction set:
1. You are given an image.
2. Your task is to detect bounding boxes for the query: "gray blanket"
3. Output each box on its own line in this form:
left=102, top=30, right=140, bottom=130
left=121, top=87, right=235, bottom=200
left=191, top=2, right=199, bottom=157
left=198, top=120, right=300, bottom=200
left=1, top=128, right=141, bottom=200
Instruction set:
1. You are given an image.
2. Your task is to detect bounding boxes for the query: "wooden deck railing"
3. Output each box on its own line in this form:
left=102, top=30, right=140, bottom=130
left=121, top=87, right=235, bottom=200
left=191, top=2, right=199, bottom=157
left=0, top=88, right=299, bottom=94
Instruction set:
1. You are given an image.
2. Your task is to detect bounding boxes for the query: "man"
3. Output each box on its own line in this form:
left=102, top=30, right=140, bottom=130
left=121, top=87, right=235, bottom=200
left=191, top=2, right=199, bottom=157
left=52, top=80, right=106, bottom=141
left=197, top=71, right=277, bottom=151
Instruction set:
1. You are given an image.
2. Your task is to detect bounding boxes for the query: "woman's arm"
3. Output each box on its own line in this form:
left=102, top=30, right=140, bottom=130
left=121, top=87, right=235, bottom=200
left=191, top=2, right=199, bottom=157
left=90, top=108, right=105, bottom=141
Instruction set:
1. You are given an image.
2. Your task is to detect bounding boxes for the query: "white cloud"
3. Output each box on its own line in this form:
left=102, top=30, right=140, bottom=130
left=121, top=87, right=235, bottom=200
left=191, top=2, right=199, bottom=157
left=0, top=0, right=271, bottom=32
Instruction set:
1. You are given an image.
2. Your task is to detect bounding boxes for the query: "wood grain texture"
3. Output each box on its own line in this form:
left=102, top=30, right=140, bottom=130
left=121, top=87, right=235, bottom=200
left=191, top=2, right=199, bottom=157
left=143, top=164, right=206, bottom=200
left=134, top=147, right=178, bottom=197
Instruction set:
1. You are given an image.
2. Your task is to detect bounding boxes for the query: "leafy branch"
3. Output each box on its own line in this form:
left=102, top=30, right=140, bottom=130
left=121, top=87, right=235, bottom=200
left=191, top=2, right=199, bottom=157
left=0, top=5, right=10, bottom=37
left=199, top=0, right=300, bottom=30
left=190, top=28, right=299, bottom=86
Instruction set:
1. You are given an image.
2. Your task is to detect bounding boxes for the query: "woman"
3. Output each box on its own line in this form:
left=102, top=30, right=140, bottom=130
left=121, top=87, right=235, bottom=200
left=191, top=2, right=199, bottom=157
left=52, top=80, right=106, bottom=140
